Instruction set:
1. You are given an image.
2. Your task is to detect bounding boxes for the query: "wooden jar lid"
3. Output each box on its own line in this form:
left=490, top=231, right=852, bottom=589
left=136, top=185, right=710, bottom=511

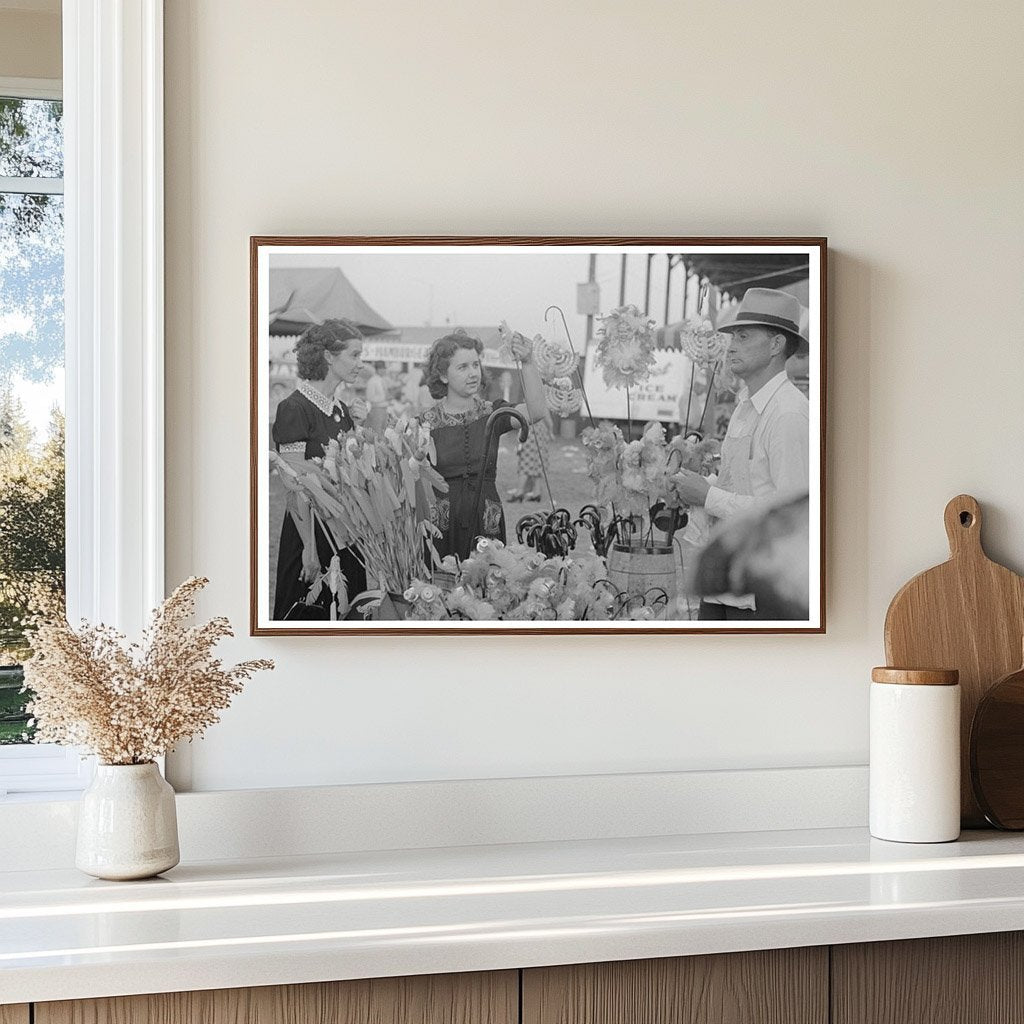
left=871, top=667, right=960, bottom=686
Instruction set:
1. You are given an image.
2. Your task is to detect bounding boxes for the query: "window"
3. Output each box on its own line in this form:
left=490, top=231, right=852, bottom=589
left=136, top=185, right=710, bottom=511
left=1, top=7, right=166, bottom=797
left=0, top=88, right=65, bottom=722
left=0, top=79, right=84, bottom=795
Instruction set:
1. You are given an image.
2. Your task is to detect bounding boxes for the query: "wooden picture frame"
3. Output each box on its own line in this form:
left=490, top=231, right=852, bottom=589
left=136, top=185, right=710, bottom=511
left=251, top=237, right=827, bottom=635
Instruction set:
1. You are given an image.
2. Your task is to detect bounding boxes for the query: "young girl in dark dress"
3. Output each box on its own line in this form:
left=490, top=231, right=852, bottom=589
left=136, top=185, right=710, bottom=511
left=272, top=319, right=369, bottom=620
left=420, top=329, right=548, bottom=562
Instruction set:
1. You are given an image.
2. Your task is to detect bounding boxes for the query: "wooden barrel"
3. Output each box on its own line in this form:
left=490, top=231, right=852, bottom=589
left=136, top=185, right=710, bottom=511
left=606, top=543, right=678, bottom=618
left=431, top=568, right=458, bottom=593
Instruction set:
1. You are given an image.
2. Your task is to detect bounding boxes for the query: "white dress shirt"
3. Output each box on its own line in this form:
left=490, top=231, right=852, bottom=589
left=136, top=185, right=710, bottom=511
left=705, top=371, right=810, bottom=521
left=702, top=370, right=809, bottom=611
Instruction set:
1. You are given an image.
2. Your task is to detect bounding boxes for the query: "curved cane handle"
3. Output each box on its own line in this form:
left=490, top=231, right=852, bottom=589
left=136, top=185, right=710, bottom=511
left=485, top=406, right=530, bottom=444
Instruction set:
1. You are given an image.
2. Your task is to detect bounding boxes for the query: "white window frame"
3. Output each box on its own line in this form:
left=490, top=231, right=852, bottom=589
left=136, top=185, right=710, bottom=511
left=0, top=0, right=164, bottom=797
left=0, top=77, right=64, bottom=194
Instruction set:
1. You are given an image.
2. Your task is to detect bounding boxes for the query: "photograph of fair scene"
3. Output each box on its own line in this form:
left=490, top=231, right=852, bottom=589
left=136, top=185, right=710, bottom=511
left=253, top=242, right=823, bottom=633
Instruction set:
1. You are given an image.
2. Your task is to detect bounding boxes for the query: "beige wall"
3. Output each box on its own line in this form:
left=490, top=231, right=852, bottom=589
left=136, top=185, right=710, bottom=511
left=164, top=0, right=1024, bottom=791
left=0, top=9, right=60, bottom=81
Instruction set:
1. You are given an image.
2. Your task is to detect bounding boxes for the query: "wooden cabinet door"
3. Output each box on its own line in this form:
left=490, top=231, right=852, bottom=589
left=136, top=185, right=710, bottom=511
left=523, top=948, right=828, bottom=1024
left=832, top=932, right=1024, bottom=1024
left=35, top=970, right=518, bottom=1024
left=0, top=1007, right=30, bottom=1024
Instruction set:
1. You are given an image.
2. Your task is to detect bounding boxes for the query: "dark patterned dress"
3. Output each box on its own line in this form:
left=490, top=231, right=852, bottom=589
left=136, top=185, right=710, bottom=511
left=517, top=415, right=551, bottom=477
left=271, top=382, right=367, bottom=620
left=422, top=397, right=518, bottom=561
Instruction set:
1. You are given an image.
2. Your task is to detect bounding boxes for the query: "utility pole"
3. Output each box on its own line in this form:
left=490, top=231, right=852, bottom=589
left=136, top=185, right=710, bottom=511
left=584, top=253, right=597, bottom=347
left=664, top=254, right=674, bottom=327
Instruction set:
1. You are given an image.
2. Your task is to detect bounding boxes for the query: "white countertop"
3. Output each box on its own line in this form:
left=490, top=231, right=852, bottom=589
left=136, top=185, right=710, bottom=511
left=4, top=826, right=1024, bottom=1005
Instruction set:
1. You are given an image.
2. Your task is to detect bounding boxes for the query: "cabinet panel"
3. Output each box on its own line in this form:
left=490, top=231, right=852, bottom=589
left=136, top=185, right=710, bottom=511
left=35, top=970, right=518, bottom=1024
left=523, top=948, right=828, bottom=1024
left=832, top=932, right=1024, bottom=1024
left=0, top=1007, right=30, bottom=1024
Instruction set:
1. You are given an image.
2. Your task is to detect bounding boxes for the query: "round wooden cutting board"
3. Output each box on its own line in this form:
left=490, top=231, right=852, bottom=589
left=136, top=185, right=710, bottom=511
left=970, top=657, right=1024, bottom=829
left=884, top=494, right=1024, bottom=827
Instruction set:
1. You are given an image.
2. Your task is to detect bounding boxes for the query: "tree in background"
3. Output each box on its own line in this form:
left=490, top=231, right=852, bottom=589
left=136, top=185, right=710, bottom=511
left=0, top=393, right=65, bottom=741
left=0, top=392, right=65, bottom=654
left=0, top=94, right=65, bottom=743
left=0, top=97, right=64, bottom=386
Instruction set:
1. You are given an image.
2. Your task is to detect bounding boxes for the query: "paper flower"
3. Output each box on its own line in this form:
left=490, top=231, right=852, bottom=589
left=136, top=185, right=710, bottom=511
left=679, top=316, right=728, bottom=367
left=274, top=415, right=448, bottom=604
left=581, top=422, right=625, bottom=503
left=532, top=335, right=579, bottom=380
left=667, top=434, right=721, bottom=476
left=595, top=304, right=657, bottom=389
left=639, top=423, right=668, bottom=485
left=404, top=579, right=441, bottom=605
left=544, top=376, right=583, bottom=415
left=496, top=320, right=516, bottom=358
left=620, top=441, right=645, bottom=493
left=403, top=543, right=614, bottom=621
left=447, top=585, right=497, bottom=621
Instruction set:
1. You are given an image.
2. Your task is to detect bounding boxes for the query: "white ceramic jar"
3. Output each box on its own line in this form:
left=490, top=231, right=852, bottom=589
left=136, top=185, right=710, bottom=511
left=76, top=762, right=180, bottom=880
left=870, top=667, right=961, bottom=843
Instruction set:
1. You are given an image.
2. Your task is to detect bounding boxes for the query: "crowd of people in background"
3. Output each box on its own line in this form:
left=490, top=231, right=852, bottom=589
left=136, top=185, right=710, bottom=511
left=334, top=360, right=529, bottom=425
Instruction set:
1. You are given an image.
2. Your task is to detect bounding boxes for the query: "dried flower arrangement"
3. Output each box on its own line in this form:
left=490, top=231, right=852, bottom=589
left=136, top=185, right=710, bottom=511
left=22, top=577, right=273, bottom=765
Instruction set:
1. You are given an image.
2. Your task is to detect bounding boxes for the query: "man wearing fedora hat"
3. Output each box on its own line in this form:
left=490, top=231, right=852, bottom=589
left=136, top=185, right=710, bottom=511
left=673, top=287, right=810, bottom=620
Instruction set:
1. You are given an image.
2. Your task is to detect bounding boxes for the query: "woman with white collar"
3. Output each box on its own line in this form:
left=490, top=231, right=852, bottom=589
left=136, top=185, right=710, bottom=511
left=271, top=318, right=369, bottom=620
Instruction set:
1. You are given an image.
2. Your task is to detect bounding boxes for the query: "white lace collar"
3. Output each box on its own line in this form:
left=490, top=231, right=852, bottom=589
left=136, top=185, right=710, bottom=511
left=296, top=379, right=340, bottom=417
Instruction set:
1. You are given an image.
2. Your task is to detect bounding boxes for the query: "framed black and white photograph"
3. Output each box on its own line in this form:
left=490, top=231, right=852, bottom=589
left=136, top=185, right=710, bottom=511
left=250, top=237, right=826, bottom=635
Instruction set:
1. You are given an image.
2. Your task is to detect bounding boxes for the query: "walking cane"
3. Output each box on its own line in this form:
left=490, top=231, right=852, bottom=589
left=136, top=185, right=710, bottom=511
left=472, top=407, right=529, bottom=540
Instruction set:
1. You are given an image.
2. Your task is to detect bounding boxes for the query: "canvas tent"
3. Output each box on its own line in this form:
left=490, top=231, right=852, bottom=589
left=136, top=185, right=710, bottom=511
left=268, top=267, right=393, bottom=336
left=684, top=254, right=810, bottom=298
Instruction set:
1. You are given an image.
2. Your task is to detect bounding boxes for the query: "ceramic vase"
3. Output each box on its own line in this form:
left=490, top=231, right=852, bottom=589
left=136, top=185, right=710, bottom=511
left=76, top=762, right=180, bottom=880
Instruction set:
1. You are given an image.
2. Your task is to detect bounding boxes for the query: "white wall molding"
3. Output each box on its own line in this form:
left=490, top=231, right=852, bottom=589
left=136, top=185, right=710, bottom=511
left=63, top=0, right=164, bottom=633
left=0, top=765, right=868, bottom=870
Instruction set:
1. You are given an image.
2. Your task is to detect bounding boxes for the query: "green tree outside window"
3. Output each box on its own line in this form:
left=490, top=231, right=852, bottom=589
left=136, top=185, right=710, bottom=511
left=0, top=95, right=65, bottom=743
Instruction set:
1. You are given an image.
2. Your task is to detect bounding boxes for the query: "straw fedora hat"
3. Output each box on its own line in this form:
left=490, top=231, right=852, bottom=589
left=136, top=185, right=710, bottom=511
left=716, top=287, right=808, bottom=354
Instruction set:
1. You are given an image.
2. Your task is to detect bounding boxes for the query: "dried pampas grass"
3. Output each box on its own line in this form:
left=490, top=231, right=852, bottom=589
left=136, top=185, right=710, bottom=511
left=22, top=577, right=274, bottom=765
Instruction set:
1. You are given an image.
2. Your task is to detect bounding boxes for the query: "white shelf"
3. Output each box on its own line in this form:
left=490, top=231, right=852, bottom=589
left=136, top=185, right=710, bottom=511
left=4, top=826, right=1024, bottom=1004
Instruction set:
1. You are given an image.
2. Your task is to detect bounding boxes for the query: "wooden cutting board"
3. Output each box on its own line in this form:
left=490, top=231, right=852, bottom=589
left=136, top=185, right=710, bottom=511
left=884, top=494, right=1024, bottom=827
left=970, top=650, right=1024, bottom=829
